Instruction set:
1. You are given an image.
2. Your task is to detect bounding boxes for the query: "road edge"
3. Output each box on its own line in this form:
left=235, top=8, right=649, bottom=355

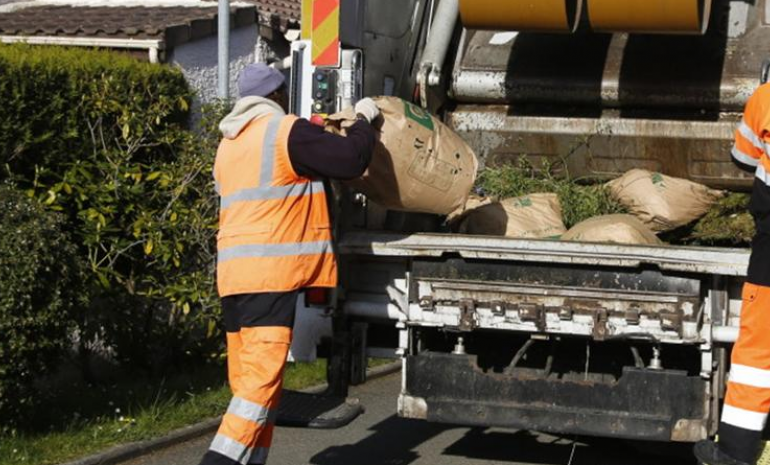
left=59, top=360, right=402, bottom=465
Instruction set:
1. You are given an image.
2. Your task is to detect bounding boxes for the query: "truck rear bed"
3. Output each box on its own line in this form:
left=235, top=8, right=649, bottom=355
left=339, top=232, right=750, bottom=275
left=338, top=231, right=747, bottom=441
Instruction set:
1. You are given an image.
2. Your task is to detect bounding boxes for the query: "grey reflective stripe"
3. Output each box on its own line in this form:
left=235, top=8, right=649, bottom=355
left=227, top=396, right=270, bottom=424
left=218, top=240, right=332, bottom=264
left=247, top=447, right=270, bottom=465
left=214, top=181, right=222, bottom=195
left=757, top=164, right=770, bottom=187
left=738, top=121, right=766, bottom=152
left=220, top=181, right=325, bottom=209
left=732, top=146, right=760, bottom=167
left=209, top=434, right=269, bottom=465
left=209, top=434, right=251, bottom=464
left=259, top=116, right=283, bottom=187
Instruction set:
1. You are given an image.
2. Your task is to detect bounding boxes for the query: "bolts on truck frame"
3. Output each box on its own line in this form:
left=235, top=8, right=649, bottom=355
left=648, top=346, right=664, bottom=370
left=452, top=336, right=466, bottom=355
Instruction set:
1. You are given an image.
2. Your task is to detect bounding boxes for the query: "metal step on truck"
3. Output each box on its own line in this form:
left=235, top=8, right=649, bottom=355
left=287, top=0, right=766, bottom=444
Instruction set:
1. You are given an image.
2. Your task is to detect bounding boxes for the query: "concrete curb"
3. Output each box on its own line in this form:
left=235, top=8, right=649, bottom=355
left=59, top=360, right=402, bottom=465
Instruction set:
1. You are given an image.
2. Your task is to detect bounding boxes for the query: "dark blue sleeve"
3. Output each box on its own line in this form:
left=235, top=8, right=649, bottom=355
left=287, top=118, right=376, bottom=180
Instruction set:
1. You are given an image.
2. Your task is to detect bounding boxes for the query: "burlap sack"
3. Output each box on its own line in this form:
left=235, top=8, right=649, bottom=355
left=562, top=214, right=663, bottom=245
left=457, top=193, right=566, bottom=239
left=607, top=169, right=724, bottom=232
left=326, top=97, right=479, bottom=215
left=446, top=194, right=493, bottom=224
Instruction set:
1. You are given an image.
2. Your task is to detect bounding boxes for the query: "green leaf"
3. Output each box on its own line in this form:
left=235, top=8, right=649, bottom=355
left=0, top=44, right=217, bottom=426
left=43, top=190, right=56, bottom=205
left=97, top=272, right=110, bottom=289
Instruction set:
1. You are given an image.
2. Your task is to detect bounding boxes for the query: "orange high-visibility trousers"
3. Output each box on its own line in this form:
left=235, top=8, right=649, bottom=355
left=200, top=293, right=296, bottom=465
left=720, top=282, right=770, bottom=463
left=717, top=180, right=770, bottom=464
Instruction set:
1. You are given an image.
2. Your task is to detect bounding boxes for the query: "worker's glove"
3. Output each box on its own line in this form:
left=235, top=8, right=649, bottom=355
left=354, top=98, right=380, bottom=123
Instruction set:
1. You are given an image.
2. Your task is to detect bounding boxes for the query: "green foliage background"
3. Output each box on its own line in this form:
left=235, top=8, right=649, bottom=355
left=0, top=44, right=225, bottom=427
left=0, top=185, right=83, bottom=424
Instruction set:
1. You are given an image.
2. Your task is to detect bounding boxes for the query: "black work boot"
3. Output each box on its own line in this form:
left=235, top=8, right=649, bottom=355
left=694, top=440, right=752, bottom=465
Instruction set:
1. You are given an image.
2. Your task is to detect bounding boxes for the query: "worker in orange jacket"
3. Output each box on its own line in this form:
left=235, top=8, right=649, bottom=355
left=695, top=83, right=770, bottom=465
left=198, top=63, right=379, bottom=465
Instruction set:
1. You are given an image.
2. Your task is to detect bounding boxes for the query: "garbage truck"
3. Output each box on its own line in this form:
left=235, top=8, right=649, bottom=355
left=286, top=0, right=765, bottom=443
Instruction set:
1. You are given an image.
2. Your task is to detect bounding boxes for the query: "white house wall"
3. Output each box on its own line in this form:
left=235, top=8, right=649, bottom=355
left=169, top=24, right=259, bottom=107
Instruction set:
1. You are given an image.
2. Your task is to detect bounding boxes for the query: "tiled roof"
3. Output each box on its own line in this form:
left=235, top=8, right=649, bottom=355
left=0, top=4, right=257, bottom=45
left=255, top=0, right=300, bottom=30
left=210, top=0, right=300, bottom=32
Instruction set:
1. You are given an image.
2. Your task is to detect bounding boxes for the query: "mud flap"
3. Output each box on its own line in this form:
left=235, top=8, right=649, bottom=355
left=276, top=390, right=364, bottom=429
left=404, top=352, right=709, bottom=441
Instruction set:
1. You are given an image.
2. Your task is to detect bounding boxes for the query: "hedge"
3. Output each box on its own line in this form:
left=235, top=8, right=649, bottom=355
left=0, top=185, right=83, bottom=426
left=0, top=44, right=224, bottom=427
left=0, top=44, right=190, bottom=181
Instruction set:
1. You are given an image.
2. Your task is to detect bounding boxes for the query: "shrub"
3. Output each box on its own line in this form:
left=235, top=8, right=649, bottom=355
left=67, top=103, right=225, bottom=372
left=0, top=44, right=190, bottom=182
left=0, top=185, right=83, bottom=427
left=0, top=44, right=223, bottom=376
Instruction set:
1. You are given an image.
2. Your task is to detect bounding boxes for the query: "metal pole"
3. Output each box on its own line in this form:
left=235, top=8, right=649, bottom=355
left=419, top=0, right=459, bottom=87
left=218, top=0, right=230, bottom=99
left=417, top=0, right=459, bottom=107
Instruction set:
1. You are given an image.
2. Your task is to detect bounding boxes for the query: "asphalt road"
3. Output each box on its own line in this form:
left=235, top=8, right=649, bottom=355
left=125, top=371, right=696, bottom=465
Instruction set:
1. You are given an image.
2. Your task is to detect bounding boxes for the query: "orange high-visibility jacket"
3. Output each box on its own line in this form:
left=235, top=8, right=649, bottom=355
left=214, top=114, right=337, bottom=297
left=733, top=83, right=770, bottom=181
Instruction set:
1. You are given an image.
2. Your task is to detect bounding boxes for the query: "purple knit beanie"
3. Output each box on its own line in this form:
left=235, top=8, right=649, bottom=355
left=237, top=63, right=286, bottom=98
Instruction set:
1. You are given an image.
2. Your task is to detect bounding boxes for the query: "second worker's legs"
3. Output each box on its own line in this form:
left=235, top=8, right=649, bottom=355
left=697, top=181, right=770, bottom=465
left=717, top=279, right=770, bottom=464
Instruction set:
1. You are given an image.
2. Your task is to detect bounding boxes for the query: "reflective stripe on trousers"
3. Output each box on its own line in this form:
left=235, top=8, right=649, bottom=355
left=723, top=282, right=770, bottom=432
left=201, top=326, right=291, bottom=465
left=717, top=283, right=770, bottom=463
left=209, top=434, right=271, bottom=465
